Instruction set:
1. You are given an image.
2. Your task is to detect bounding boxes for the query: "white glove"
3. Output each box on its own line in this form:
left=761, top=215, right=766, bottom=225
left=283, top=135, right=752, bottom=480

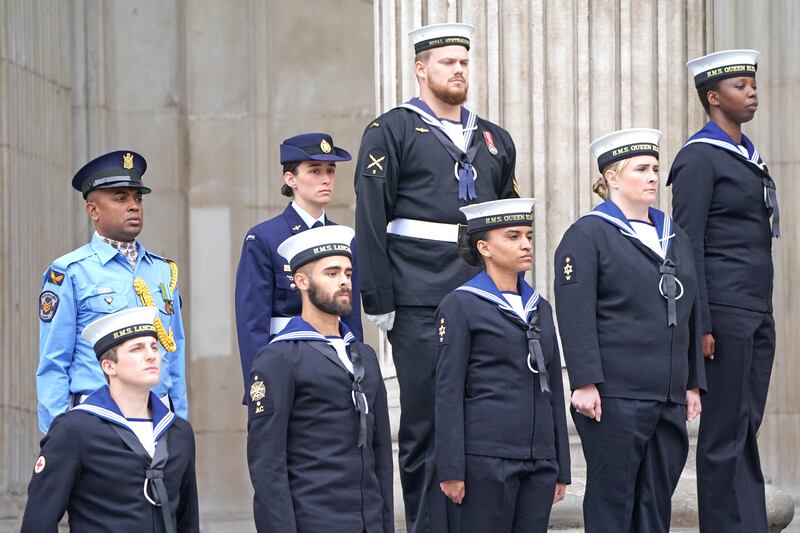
left=367, top=311, right=395, bottom=332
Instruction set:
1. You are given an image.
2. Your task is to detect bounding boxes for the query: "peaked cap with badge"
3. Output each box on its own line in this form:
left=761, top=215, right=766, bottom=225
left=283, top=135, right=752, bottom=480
left=280, top=132, right=352, bottom=164
left=72, top=150, right=150, bottom=199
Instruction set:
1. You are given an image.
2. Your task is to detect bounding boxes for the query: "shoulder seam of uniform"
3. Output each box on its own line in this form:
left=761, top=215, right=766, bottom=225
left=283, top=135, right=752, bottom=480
left=51, top=244, right=94, bottom=270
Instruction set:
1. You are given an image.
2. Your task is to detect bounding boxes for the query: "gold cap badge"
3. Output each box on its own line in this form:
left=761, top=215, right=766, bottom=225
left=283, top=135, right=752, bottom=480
left=320, top=139, right=332, bottom=154
left=122, top=152, right=134, bottom=170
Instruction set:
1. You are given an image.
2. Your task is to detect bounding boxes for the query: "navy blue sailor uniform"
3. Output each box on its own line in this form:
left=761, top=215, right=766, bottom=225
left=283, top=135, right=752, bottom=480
left=235, top=203, right=363, bottom=398
left=21, top=387, right=199, bottom=533
left=246, top=317, right=393, bottom=533
left=554, top=201, right=707, bottom=533
left=354, top=97, right=518, bottom=532
left=668, top=121, right=779, bottom=533
left=435, top=271, right=570, bottom=533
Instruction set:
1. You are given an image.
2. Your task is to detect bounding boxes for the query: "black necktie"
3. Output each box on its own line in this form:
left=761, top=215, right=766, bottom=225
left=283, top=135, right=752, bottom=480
left=312, top=221, right=324, bottom=228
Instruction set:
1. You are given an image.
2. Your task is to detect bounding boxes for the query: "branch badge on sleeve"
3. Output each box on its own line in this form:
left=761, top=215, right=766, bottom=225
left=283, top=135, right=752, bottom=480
left=363, top=148, right=387, bottom=178
left=39, top=291, right=59, bottom=322
left=560, top=255, right=577, bottom=285
left=438, top=317, right=448, bottom=345
left=248, top=374, right=273, bottom=419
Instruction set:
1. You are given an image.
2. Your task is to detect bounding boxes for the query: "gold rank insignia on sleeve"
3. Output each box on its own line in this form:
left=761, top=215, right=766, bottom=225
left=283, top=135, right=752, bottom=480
left=122, top=152, right=134, bottom=170
left=561, top=256, right=576, bottom=285
left=438, top=318, right=446, bottom=343
left=513, top=177, right=521, bottom=196
left=367, top=153, right=385, bottom=173
left=250, top=375, right=268, bottom=415
left=320, top=139, right=332, bottom=154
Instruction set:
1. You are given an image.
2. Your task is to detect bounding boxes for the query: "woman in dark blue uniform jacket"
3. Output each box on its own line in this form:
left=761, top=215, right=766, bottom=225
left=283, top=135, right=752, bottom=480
left=668, top=50, right=779, bottom=533
left=434, top=198, right=570, bottom=533
left=555, top=129, right=706, bottom=533
left=235, top=132, right=363, bottom=400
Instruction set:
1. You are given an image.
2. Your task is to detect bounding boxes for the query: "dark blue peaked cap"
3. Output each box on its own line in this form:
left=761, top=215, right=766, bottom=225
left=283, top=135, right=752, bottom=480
left=71, top=150, right=151, bottom=199
left=279, top=133, right=352, bottom=165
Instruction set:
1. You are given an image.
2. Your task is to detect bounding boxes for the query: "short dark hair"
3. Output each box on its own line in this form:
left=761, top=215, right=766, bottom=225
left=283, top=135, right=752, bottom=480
left=457, top=227, right=488, bottom=267
left=696, top=79, right=720, bottom=114
left=99, top=346, right=119, bottom=382
left=281, top=162, right=301, bottom=197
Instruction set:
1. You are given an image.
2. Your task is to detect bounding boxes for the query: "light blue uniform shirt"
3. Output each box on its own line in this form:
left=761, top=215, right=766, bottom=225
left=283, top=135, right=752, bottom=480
left=36, top=233, right=187, bottom=433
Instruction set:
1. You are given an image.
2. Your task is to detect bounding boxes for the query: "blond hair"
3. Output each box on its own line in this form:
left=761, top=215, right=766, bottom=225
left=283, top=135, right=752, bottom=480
left=592, top=158, right=630, bottom=200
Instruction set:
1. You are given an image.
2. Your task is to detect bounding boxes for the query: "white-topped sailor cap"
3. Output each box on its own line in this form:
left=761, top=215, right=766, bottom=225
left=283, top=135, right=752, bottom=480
left=81, top=306, right=159, bottom=359
left=590, top=128, right=662, bottom=173
left=688, top=49, right=759, bottom=87
left=409, top=22, right=475, bottom=55
left=459, top=198, right=537, bottom=234
left=277, top=225, right=355, bottom=273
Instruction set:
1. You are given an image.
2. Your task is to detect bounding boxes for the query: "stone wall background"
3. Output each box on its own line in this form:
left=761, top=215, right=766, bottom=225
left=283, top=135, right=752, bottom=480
left=0, top=0, right=796, bottom=530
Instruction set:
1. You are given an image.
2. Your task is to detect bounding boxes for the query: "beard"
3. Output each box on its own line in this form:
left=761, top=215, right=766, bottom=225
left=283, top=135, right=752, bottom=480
left=427, top=75, right=468, bottom=106
left=308, top=279, right=353, bottom=317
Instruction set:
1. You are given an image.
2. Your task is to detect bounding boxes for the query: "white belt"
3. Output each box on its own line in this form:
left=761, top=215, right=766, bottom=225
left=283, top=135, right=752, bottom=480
left=386, top=218, right=459, bottom=243
left=270, top=316, right=293, bottom=335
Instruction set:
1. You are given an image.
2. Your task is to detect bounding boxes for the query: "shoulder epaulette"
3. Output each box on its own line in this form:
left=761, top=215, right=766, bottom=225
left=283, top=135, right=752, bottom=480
left=51, top=244, right=94, bottom=271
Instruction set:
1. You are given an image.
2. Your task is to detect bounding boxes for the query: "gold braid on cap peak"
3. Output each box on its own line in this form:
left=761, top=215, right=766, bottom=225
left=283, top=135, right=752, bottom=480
left=133, top=261, right=179, bottom=352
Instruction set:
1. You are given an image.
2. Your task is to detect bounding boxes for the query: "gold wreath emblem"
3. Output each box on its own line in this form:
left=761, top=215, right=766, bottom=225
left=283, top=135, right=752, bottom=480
left=320, top=139, right=332, bottom=154
left=250, top=380, right=266, bottom=402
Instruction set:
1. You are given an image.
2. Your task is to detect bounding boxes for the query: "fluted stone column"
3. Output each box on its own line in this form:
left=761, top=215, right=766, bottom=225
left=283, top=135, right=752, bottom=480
left=714, top=1, right=800, bottom=526
left=0, top=2, right=75, bottom=528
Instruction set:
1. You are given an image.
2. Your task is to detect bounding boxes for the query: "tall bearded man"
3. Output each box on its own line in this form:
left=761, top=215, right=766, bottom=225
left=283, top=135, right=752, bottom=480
left=352, top=22, right=519, bottom=533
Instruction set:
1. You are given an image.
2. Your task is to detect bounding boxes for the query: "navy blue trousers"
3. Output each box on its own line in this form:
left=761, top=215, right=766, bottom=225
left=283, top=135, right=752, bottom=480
left=448, top=455, right=558, bottom=533
left=697, top=305, right=775, bottom=533
left=574, top=398, right=688, bottom=533
left=388, top=306, right=448, bottom=533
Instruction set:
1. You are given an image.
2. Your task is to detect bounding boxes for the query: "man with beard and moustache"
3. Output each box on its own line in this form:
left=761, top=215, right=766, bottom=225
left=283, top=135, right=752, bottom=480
left=246, top=225, right=393, bottom=533
left=352, top=22, right=519, bottom=533
left=36, top=150, right=188, bottom=435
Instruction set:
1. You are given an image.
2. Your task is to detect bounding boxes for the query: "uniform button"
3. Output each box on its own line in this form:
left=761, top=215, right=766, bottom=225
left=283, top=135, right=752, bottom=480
left=290, top=283, right=296, bottom=289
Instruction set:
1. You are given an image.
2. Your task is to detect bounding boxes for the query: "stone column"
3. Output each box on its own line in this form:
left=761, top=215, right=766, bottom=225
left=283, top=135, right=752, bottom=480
left=714, top=0, right=800, bottom=513
left=0, top=1, right=75, bottom=529
left=185, top=1, right=375, bottom=529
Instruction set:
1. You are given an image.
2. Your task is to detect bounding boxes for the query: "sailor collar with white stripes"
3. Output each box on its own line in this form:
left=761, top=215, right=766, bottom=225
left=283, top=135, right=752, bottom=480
left=681, top=120, right=779, bottom=238
left=73, top=385, right=174, bottom=441
left=455, top=270, right=541, bottom=324
left=582, top=200, right=675, bottom=258
left=400, top=97, right=477, bottom=154
left=685, top=120, right=765, bottom=170
left=270, top=316, right=356, bottom=345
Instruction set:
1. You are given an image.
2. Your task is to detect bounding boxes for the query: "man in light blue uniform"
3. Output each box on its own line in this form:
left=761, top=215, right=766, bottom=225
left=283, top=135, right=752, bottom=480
left=36, top=150, right=187, bottom=434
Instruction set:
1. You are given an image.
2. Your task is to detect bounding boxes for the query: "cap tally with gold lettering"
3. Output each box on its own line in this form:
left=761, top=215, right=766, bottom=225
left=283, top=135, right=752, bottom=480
left=71, top=150, right=150, bottom=199
left=459, top=198, right=537, bottom=234
left=590, top=128, right=662, bottom=173
left=277, top=225, right=355, bottom=273
left=688, top=49, right=759, bottom=88
left=409, top=22, right=475, bottom=54
left=81, top=306, right=159, bottom=359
